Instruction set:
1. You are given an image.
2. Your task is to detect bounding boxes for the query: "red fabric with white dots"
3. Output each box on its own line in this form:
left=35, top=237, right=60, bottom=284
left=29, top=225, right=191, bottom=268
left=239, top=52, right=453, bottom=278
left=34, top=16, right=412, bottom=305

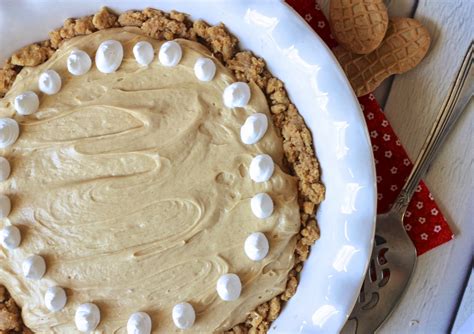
left=286, top=0, right=454, bottom=255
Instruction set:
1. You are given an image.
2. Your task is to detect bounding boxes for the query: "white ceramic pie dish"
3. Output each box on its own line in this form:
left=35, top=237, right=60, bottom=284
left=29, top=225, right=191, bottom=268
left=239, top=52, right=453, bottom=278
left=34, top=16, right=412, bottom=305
left=0, top=1, right=376, bottom=333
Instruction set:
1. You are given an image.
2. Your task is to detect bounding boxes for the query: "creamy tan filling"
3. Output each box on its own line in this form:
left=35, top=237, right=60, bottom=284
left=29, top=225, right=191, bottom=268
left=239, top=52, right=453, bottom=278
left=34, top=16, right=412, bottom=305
left=0, top=28, right=300, bottom=333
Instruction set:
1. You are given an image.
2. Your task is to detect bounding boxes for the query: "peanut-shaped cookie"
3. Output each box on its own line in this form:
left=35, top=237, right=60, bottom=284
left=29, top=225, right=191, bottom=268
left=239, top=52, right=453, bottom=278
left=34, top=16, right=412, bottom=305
left=329, top=0, right=389, bottom=54
left=333, top=18, right=431, bottom=97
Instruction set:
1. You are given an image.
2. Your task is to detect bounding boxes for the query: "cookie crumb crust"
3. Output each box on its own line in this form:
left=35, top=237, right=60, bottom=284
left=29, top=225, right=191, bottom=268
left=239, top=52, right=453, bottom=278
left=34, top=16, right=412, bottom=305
left=0, top=7, right=324, bottom=333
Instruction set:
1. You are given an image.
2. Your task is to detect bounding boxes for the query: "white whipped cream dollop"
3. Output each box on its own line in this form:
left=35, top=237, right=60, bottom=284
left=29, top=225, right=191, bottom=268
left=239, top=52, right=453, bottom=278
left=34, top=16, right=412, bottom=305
left=172, top=302, right=195, bottom=329
left=67, top=49, right=92, bottom=76
left=194, top=57, right=216, bottom=81
left=0, top=194, right=11, bottom=218
left=223, top=82, right=251, bottom=108
left=38, top=70, right=62, bottom=95
left=251, top=193, right=274, bottom=219
left=159, top=41, right=182, bottom=67
left=133, top=41, right=154, bottom=66
left=14, top=91, right=39, bottom=115
left=127, top=312, right=152, bottom=334
left=0, top=157, right=11, bottom=181
left=249, top=154, right=274, bottom=183
left=244, top=232, right=269, bottom=261
left=240, top=113, right=268, bottom=145
left=0, top=118, right=20, bottom=148
left=0, top=225, right=21, bottom=250
left=44, top=286, right=67, bottom=312
left=216, top=273, right=242, bottom=301
left=75, top=303, right=101, bottom=332
left=95, top=40, right=124, bottom=73
left=22, top=254, right=46, bottom=280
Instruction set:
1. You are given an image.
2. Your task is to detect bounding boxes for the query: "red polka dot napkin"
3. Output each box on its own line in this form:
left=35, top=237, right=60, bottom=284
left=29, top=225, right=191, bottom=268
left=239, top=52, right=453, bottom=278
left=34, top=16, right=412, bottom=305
left=286, top=0, right=454, bottom=255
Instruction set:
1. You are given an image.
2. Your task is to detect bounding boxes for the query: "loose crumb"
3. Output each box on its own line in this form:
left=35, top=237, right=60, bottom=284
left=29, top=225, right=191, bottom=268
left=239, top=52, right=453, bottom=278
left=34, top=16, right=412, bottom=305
left=92, top=7, right=119, bottom=30
left=118, top=10, right=147, bottom=27
left=0, top=64, right=18, bottom=97
left=193, top=20, right=238, bottom=61
left=10, top=43, right=53, bottom=67
left=0, top=286, right=31, bottom=333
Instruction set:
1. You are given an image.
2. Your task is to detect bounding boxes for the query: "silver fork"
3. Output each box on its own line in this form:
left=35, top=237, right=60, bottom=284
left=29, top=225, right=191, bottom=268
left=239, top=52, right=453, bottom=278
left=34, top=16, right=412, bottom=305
left=345, top=42, right=473, bottom=334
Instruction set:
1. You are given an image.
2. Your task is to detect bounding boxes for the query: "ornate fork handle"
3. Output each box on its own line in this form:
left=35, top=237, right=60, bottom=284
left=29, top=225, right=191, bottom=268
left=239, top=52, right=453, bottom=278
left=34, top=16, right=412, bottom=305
left=392, top=42, right=474, bottom=217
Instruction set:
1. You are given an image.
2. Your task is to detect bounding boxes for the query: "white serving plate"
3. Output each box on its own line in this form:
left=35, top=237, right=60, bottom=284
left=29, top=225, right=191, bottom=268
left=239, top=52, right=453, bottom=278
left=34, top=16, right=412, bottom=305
left=0, top=1, right=376, bottom=332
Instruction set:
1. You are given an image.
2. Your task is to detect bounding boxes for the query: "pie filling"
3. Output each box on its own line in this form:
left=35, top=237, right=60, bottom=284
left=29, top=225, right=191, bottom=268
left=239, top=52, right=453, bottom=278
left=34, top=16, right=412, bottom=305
left=0, top=28, right=301, bottom=333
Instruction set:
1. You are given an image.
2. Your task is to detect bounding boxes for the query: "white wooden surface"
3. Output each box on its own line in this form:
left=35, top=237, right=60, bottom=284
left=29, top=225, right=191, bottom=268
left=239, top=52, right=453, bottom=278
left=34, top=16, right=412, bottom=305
left=380, top=1, right=473, bottom=332
left=452, top=269, right=474, bottom=333
left=318, top=0, right=473, bottom=332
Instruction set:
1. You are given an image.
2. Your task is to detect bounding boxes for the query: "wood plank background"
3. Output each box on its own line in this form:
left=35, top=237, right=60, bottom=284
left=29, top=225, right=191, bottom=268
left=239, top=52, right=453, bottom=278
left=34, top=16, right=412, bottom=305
left=318, top=0, right=473, bottom=332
